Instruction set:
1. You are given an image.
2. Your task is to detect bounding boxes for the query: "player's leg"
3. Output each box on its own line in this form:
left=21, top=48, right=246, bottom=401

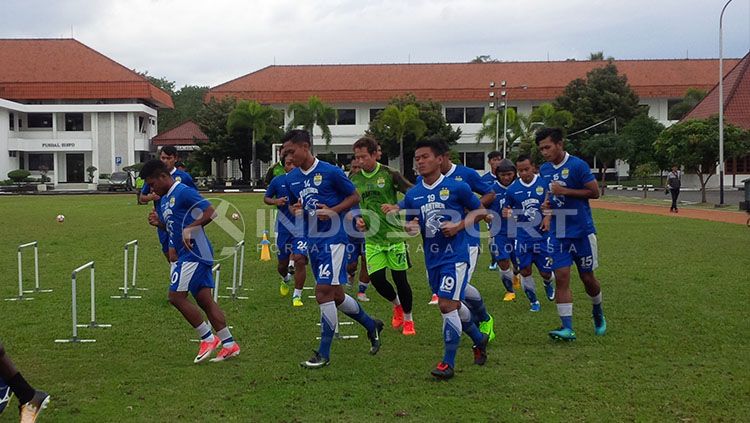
left=547, top=237, right=576, bottom=340
left=516, top=240, right=540, bottom=311
left=392, top=269, right=414, bottom=335
left=169, top=262, right=220, bottom=362
left=356, top=253, right=371, bottom=301
left=276, top=233, right=293, bottom=297
left=497, top=239, right=516, bottom=301
left=0, top=343, right=49, bottom=422
left=290, top=238, right=308, bottom=306
left=488, top=237, right=499, bottom=270
left=575, top=234, right=606, bottom=336
left=194, top=287, right=240, bottom=362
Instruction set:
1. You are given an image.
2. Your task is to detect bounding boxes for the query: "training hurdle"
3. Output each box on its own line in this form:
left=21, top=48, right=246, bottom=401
left=6, top=241, right=52, bottom=301
left=55, top=261, right=111, bottom=344
left=220, top=240, right=248, bottom=300
left=316, top=320, right=359, bottom=340
left=112, top=240, right=142, bottom=299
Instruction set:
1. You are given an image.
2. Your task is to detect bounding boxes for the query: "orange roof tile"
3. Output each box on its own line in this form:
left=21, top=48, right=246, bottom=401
left=207, top=59, right=738, bottom=104
left=0, top=38, right=173, bottom=108
left=683, top=52, right=750, bottom=129
left=152, top=120, right=208, bottom=146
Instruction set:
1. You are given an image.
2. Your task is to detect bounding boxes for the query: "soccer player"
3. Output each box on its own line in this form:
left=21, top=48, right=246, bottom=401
left=140, top=159, right=240, bottom=363
left=536, top=127, right=606, bottom=340
left=385, top=139, right=489, bottom=379
left=0, top=342, right=49, bottom=422
left=345, top=161, right=371, bottom=302
left=482, top=151, right=504, bottom=270
left=139, top=145, right=197, bottom=262
left=281, top=129, right=383, bottom=369
left=351, top=137, right=416, bottom=336
left=488, top=159, right=520, bottom=302
left=264, top=153, right=309, bottom=307
left=503, top=155, right=556, bottom=312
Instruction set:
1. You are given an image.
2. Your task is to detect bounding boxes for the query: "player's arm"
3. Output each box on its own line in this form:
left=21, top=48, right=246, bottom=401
left=549, top=179, right=600, bottom=199
left=322, top=168, right=360, bottom=217
left=389, top=168, right=414, bottom=194
left=467, top=170, right=495, bottom=207
left=442, top=185, right=488, bottom=237
left=263, top=177, right=287, bottom=206
left=138, top=183, right=158, bottom=204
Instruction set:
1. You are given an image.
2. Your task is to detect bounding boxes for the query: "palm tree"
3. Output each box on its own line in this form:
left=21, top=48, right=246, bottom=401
left=287, top=96, right=336, bottom=152
left=227, top=100, right=277, bottom=183
left=378, top=104, right=426, bottom=173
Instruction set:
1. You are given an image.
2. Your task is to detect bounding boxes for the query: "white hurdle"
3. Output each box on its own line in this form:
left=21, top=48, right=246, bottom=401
left=112, top=240, right=142, bottom=299
left=55, top=261, right=110, bottom=344
left=212, top=263, right=221, bottom=303
left=220, top=240, right=248, bottom=300
left=6, top=241, right=51, bottom=301
left=316, top=320, right=359, bottom=340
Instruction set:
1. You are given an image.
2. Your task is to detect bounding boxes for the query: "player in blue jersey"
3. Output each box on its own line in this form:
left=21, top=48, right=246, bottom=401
left=140, top=159, right=240, bottom=363
left=536, top=128, right=606, bottom=340
left=139, top=145, right=197, bottom=262
left=384, top=139, right=489, bottom=380
left=264, top=153, right=309, bottom=307
left=488, top=159, right=521, bottom=302
left=503, top=155, right=556, bottom=312
left=281, top=130, right=384, bottom=369
left=481, top=150, right=503, bottom=270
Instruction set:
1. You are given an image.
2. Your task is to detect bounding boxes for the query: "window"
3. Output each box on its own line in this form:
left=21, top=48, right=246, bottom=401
left=464, top=152, right=485, bottom=170
left=445, top=108, right=464, bottom=124
left=336, top=109, right=356, bottom=125
left=465, top=107, right=484, bottom=124
left=27, top=153, right=54, bottom=170
left=28, top=113, right=53, bottom=128
left=138, top=116, right=145, bottom=133
left=9, top=113, right=14, bottom=130
left=65, top=113, right=84, bottom=131
left=369, top=108, right=384, bottom=122
left=729, top=155, right=750, bottom=173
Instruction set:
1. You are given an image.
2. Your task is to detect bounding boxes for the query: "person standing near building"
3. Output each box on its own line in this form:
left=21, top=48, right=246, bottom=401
left=667, top=166, right=682, bottom=213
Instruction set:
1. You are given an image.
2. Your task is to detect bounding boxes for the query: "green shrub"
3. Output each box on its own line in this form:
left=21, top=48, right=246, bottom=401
left=8, top=169, right=31, bottom=183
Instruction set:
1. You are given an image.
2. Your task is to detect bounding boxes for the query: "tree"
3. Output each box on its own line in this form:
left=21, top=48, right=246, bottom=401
left=588, top=51, right=614, bottom=61
left=368, top=94, right=461, bottom=180
left=667, top=88, right=708, bottom=121
left=632, top=162, right=659, bottom=198
left=227, top=101, right=283, bottom=183
left=580, top=133, right=628, bottom=195
left=375, top=105, right=427, bottom=173
left=619, top=113, right=666, bottom=183
left=470, top=55, right=500, bottom=63
left=507, top=103, right=573, bottom=163
left=654, top=116, right=746, bottom=203
left=138, top=71, right=209, bottom=133
left=287, top=96, right=336, bottom=151
left=555, top=63, right=641, bottom=138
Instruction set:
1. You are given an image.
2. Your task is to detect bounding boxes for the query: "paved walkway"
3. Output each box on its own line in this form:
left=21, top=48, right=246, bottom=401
left=591, top=200, right=748, bottom=225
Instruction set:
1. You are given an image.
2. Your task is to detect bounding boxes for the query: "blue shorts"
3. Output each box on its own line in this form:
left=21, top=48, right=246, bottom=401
left=308, top=243, right=348, bottom=285
left=170, top=261, right=215, bottom=296
left=489, top=236, right=515, bottom=261
left=427, top=262, right=469, bottom=301
left=346, top=238, right=365, bottom=266
left=158, top=228, right=169, bottom=253
left=276, top=232, right=307, bottom=260
left=546, top=234, right=599, bottom=273
left=515, top=238, right=552, bottom=273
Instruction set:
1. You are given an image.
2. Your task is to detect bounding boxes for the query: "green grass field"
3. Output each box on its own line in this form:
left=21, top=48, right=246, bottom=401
left=0, top=194, right=748, bottom=422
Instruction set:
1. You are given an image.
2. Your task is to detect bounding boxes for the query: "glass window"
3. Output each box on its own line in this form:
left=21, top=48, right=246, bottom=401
left=465, top=152, right=485, bottom=170
left=28, top=113, right=53, bottom=128
left=445, top=107, right=464, bottom=124
left=369, top=108, right=384, bottom=122
left=65, top=113, right=84, bottom=131
left=28, top=153, right=54, bottom=170
left=9, top=113, right=14, bottom=130
left=336, top=109, right=356, bottom=125
left=465, top=107, right=484, bottom=124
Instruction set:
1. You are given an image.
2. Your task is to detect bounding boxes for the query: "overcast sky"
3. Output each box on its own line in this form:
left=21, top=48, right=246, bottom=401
left=3, top=0, right=750, bottom=88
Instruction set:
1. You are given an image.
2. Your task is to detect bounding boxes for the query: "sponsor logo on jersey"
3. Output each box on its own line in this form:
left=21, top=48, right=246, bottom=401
left=439, top=187, right=450, bottom=201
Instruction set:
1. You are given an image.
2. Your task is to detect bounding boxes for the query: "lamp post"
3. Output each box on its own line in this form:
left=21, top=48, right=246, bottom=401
left=719, top=0, right=734, bottom=206
left=489, top=82, right=499, bottom=151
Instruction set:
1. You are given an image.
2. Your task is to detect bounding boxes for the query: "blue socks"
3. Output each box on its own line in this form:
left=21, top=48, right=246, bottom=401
left=463, top=284, right=490, bottom=322
left=338, top=294, right=376, bottom=333
left=441, top=310, right=461, bottom=367
left=318, top=301, right=337, bottom=359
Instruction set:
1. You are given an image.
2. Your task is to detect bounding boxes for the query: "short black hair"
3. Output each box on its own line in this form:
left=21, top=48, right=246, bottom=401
left=535, top=127, right=563, bottom=145
left=515, top=154, right=533, bottom=165
left=160, top=145, right=178, bottom=157
left=488, top=151, right=502, bottom=160
left=175, top=161, right=185, bottom=168
left=139, top=159, right=169, bottom=179
left=353, top=136, right=379, bottom=154
left=282, top=129, right=311, bottom=146
left=414, top=139, right=448, bottom=157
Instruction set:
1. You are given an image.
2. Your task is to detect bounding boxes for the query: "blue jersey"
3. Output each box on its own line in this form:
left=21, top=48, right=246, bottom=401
left=159, top=182, right=213, bottom=265
left=265, top=174, right=299, bottom=236
left=443, top=164, right=493, bottom=247
left=539, top=153, right=596, bottom=239
left=505, top=175, right=548, bottom=241
left=399, top=175, right=482, bottom=269
left=488, top=182, right=512, bottom=238
left=142, top=168, right=196, bottom=208
left=480, top=171, right=497, bottom=186
left=285, top=159, right=357, bottom=246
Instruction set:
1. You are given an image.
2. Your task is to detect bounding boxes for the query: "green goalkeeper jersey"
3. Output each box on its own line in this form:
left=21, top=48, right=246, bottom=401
left=349, top=163, right=413, bottom=246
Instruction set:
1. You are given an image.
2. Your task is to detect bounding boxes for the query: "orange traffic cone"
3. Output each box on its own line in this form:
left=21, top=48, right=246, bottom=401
left=260, top=230, right=271, bottom=261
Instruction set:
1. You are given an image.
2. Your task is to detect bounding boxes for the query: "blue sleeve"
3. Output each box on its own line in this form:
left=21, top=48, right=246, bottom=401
left=467, top=169, right=493, bottom=195
left=331, top=167, right=356, bottom=197
left=458, top=183, right=482, bottom=210
left=265, top=176, right=279, bottom=198
left=182, top=186, right=211, bottom=212
left=181, top=172, right=197, bottom=189
left=577, top=159, right=595, bottom=185
left=505, top=191, right=517, bottom=209
left=140, top=182, right=150, bottom=195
